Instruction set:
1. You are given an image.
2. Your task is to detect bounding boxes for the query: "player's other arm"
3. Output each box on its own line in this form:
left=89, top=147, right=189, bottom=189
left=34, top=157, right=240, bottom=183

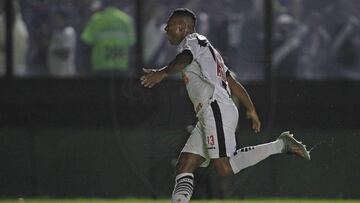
left=227, top=71, right=261, bottom=133
left=141, top=50, right=192, bottom=88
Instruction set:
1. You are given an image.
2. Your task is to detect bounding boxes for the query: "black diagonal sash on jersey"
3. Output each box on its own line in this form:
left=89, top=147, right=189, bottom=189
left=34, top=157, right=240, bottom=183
left=207, top=45, right=231, bottom=96
left=210, top=100, right=227, bottom=157
left=208, top=45, right=217, bottom=61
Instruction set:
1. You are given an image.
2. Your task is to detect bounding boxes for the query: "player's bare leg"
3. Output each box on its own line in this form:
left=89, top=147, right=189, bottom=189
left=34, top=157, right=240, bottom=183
left=212, top=157, right=234, bottom=177
left=172, top=152, right=205, bottom=203
left=176, top=152, right=205, bottom=174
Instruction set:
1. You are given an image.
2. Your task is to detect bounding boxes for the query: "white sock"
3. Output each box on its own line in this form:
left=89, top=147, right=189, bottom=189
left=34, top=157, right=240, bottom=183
left=171, top=173, right=194, bottom=203
left=229, top=140, right=284, bottom=174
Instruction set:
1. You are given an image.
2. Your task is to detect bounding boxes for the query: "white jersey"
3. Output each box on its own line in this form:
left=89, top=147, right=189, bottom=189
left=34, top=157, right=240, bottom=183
left=47, top=26, right=77, bottom=77
left=177, top=33, right=232, bottom=116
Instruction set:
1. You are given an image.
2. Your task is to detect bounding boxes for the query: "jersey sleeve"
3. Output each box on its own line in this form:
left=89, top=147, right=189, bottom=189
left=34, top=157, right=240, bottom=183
left=177, top=35, right=202, bottom=61
left=81, top=14, right=98, bottom=45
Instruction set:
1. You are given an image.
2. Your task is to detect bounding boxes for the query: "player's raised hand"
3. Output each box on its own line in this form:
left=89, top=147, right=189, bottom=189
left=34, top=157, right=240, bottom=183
left=246, top=110, right=261, bottom=133
left=140, top=68, right=168, bottom=88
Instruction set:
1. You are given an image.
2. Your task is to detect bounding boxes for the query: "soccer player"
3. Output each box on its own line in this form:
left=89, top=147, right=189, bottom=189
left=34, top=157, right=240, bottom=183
left=141, top=8, right=310, bottom=203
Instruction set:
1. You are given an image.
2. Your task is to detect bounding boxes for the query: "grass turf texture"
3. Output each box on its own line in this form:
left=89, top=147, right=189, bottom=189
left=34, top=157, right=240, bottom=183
left=0, top=200, right=360, bottom=203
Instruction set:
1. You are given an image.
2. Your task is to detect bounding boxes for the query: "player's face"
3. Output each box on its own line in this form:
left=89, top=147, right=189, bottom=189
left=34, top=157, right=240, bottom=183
left=164, top=16, right=185, bottom=45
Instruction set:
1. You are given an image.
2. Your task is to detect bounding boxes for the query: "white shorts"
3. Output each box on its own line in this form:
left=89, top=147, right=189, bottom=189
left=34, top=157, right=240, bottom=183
left=181, top=100, right=239, bottom=167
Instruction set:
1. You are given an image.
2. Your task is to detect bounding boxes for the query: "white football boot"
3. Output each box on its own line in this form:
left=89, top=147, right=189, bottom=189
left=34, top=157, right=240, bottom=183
left=277, top=131, right=311, bottom=160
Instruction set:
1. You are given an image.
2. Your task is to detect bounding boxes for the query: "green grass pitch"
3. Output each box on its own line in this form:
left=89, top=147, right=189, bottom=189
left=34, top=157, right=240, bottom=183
left=0, top=199, right=360, bottom=203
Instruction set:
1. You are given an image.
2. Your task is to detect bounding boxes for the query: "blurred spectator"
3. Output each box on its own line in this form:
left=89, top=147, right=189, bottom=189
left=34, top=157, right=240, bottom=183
left=0, top=0, right=29, bottom=76
left=22, top=0, right=52, bottom=76
left=330, top=0, right=360, bottom=79
left=142, top=1, right=168, bottom=68
left=69, top=0, right=103, bottom=75
left=229, top=0, right=266, bottom=81
left=275, top=0, right=360, bottom=80
left=272, top=11, right=308, bottom=77
left=297, top=11, right=331, bottom=79
left=47, top=8, right=77, bottom=77
left=81, top=1, right=135, bottom=76
left=296, top=0, right=360, bottom=80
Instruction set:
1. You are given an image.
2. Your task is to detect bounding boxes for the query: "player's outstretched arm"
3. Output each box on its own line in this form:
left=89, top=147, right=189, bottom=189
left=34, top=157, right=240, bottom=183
left=227, top=72, right=261, bottom=133
left=141, top=50, right=192, bottom=88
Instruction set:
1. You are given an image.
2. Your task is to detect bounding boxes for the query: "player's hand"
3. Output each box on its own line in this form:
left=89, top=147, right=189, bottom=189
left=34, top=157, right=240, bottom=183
left=246, top=110, right=261, bottom=133
left=140, top=68, right=168, bottom=88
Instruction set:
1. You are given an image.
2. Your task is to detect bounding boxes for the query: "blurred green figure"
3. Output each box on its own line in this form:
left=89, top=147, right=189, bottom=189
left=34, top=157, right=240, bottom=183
left=81, top=5, right=135, bottom=74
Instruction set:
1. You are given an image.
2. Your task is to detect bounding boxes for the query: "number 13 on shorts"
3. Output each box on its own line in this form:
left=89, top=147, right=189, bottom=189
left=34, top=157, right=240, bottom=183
left=207, top=135, right=216, bottom=149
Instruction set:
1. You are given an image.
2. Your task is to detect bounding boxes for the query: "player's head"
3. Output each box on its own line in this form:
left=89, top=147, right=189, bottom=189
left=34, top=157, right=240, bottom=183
left=164, top=8, right=197, bottom=45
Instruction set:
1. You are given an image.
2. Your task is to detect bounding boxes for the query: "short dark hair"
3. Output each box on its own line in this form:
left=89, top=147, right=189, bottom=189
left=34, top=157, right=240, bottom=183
left=171, top=8, right=197, bottom=26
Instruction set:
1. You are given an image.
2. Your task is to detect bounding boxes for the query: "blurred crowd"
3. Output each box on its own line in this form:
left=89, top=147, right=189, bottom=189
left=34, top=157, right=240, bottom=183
left=0, top=0, right=359, bottom=80
left=0, top=0, right=136, bottom=77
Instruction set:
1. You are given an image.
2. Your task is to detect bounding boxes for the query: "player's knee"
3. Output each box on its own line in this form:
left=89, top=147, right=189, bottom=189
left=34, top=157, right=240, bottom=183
left=212, top=158, right=233, bottom=177
left=175, top=157, right=188, bottom=173
left=175, top=153, right=204, bottom=174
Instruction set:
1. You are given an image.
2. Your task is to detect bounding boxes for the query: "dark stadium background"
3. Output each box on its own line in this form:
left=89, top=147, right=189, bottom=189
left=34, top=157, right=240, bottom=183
left=1, top=0, right=359, bottom=200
